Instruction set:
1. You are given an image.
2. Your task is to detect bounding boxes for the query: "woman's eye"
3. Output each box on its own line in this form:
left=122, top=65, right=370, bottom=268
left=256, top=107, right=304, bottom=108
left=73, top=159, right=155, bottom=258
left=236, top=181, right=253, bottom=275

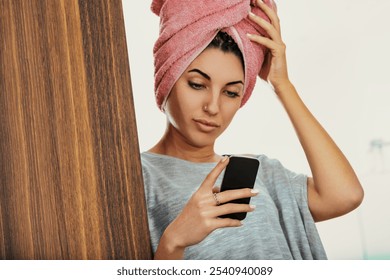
left=225, top=91, right=240, bottom=98
left=188, top=81, right=204, bottom=90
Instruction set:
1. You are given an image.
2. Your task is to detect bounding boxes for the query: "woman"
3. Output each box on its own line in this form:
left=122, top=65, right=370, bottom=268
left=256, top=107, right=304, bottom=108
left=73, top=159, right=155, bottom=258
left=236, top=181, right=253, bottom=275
left=141, top=0, right=364, bottom=259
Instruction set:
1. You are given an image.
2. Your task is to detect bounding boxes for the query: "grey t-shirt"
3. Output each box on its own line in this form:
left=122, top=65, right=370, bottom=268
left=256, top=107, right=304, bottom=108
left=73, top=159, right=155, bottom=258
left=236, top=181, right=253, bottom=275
left=141, top=152, right=327, bottom=260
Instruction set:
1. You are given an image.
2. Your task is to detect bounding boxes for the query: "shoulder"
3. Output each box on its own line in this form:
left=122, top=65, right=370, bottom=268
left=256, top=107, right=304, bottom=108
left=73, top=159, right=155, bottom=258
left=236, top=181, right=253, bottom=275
left=253, top=154, right=307, bottom=196
left=230, top=154, right=282, bottom=167
left=252, top=154, right=289, bottom=175
left=140, top=152, right=176, bottom=171
left=140, top=152, right=173, bottom=183
left=252, top=154, right=304, bottom=177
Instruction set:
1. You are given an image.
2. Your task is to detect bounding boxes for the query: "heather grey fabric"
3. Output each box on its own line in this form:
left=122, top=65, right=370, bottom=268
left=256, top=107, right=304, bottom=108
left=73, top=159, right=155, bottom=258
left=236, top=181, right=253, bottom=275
left=141, top=152, right=327, bottom=260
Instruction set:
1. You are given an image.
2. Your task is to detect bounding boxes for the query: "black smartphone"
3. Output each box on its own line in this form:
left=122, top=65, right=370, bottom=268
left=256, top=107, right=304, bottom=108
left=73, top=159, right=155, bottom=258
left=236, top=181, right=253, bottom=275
left=219, top=155, right=260, bottom=220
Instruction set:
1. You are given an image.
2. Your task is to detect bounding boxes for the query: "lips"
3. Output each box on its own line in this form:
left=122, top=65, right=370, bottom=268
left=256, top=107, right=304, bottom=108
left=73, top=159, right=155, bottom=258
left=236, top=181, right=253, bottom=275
left=193, top=118, right=221, bottom=132
left=193, top=118, right=220, bottom=128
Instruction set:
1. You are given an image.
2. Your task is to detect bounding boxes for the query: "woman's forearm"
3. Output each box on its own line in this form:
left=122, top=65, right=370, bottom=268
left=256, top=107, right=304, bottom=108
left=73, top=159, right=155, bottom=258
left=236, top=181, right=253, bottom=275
left=274, top=81, right=364, bottom=221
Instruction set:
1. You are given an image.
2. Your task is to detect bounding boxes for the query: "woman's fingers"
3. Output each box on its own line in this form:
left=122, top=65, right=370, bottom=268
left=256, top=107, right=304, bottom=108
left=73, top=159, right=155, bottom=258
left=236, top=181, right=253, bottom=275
left=212, top=185, right=221, bottom=193
left=247, top=1, right=289, bottom=87
left=214, top=188, right=259, bottom=205
left=246, top=33, right=281, bottom=53
left=214, top=203, right=256, bottom=217
left=210, top=204, right=258, bottom=229
left=213, top=218, right=243, bottom=229
left=248, top=12, right=281, bottom=44
left=200, top=156, right=229, bottom=191
left=256, top=0, right=281, bottom=33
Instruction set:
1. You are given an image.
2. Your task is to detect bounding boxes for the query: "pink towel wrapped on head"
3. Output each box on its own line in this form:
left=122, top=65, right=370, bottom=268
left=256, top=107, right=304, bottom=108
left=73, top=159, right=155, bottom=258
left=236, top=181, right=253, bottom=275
left=152, top=0, right=276, bottom=111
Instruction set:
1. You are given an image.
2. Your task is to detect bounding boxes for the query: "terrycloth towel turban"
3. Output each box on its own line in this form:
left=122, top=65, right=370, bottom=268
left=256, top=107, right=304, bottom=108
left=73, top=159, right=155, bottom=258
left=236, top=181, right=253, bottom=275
left=151, top=0, right=276, bottom=111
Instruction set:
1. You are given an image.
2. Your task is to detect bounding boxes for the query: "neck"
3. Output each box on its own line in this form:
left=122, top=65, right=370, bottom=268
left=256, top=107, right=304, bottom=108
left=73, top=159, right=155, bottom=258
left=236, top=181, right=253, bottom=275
left=149, top=125, right=220, bottom=163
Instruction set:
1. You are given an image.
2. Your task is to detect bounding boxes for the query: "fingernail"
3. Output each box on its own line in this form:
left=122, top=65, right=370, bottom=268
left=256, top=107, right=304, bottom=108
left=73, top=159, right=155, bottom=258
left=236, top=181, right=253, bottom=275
left=246, top=33, right=253, bottom=38
left=221, top=156, right=228, bottom=162
left=258, top=0, right=264, bottom=4
left=249, top=11, right=256, bottom=17
left=250, top=204, right=256, bottom=210
left=251, top=189, right=260, bottom=194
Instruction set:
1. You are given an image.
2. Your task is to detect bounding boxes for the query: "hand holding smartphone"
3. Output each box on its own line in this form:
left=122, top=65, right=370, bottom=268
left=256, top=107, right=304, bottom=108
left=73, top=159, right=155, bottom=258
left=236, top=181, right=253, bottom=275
left=219, top=155, right=260, bottom=220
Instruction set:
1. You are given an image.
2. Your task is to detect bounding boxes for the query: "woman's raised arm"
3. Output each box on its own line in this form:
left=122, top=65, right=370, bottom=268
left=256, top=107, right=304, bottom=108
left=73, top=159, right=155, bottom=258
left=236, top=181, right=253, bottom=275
left=248, top=0, right=364, bottom=222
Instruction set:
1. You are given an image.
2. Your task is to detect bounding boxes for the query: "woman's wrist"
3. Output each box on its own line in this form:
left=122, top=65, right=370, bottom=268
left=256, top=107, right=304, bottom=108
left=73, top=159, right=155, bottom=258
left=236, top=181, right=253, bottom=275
left=154, top=228, right=185, bottom=260
left=271, top=79, right=295, bottom=96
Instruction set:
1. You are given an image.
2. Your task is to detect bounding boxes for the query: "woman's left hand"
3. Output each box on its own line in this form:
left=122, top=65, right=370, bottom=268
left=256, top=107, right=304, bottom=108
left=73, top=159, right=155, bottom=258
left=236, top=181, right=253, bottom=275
left=248, top=0, right=290, bottom=90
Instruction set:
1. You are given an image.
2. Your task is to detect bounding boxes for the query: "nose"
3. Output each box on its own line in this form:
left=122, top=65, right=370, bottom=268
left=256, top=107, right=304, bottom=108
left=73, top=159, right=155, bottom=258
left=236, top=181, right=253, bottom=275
left=203, top=90, right=220, bottom=115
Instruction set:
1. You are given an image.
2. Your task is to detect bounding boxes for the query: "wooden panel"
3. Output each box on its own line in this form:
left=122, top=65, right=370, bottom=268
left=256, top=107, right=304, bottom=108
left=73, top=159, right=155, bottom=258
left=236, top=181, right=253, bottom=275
left=0, top=0, right=152, bottom=259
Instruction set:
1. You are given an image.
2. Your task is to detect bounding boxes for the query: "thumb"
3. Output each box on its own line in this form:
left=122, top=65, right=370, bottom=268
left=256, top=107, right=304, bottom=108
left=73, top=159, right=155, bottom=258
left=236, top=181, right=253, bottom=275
left=259, top=51, right=271, bottom=81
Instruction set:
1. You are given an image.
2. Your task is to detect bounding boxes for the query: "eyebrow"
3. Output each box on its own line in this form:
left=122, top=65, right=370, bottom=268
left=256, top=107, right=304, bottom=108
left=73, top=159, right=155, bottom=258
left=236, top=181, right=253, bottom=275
left=188, top=68, right=244, bottom=86
left=188, top=69, right=210, bottom=80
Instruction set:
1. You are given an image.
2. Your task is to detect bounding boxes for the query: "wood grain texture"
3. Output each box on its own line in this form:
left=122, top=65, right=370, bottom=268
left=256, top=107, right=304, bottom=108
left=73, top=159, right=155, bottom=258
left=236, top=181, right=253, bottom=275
left=0, top=0, right=152, bottom=259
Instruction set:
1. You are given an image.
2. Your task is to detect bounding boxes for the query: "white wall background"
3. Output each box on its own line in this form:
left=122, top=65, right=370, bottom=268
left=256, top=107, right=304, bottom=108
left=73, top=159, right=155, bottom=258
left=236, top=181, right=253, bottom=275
left=123, top=0, right=390, bottom=259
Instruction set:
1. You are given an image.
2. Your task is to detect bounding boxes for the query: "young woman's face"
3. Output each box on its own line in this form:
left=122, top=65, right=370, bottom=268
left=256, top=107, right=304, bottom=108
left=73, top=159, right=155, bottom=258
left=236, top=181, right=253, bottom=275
left=165, top=47, right=245, bottom=148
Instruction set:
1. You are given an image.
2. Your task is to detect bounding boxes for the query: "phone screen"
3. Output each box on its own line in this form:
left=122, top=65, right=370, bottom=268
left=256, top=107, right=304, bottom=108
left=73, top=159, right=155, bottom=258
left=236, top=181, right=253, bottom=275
left=219, top=156, right=260, bottom=220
